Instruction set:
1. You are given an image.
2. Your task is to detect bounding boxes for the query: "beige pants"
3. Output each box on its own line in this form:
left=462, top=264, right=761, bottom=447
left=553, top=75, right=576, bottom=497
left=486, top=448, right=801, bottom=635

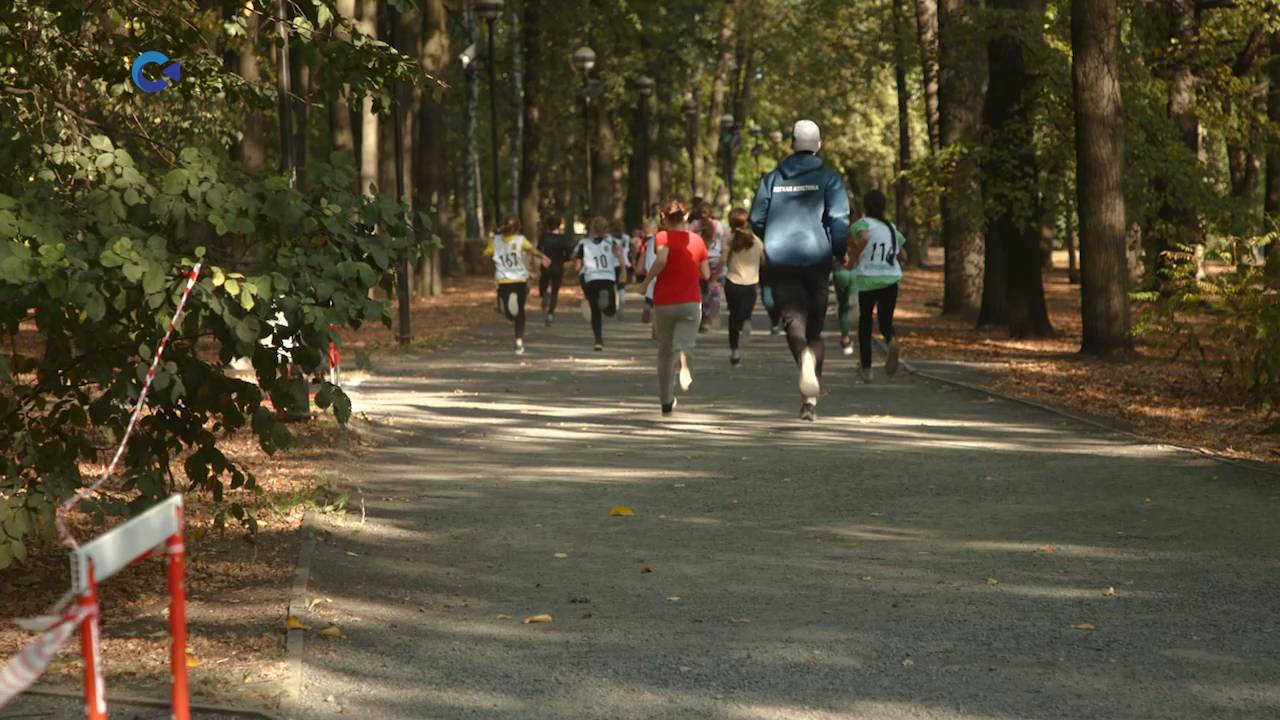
left=654, top=302, right=702, bottom=405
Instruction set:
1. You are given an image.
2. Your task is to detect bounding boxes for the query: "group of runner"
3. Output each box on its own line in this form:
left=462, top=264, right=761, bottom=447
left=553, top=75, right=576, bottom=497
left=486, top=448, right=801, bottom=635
left=484, top=119, right=906, bottom=421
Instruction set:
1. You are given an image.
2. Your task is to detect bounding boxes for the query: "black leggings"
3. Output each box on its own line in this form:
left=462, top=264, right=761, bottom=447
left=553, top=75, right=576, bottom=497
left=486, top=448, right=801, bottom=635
left=769, top=264, right=830, bottom=377
left=498, top=282, right=529, bottom=339
left=539, top=265, right=564, bottom=314
left=584, top=279, right=617, bottom=344
left=858, top=283, right=898, bottom=369
left=724, top=280, right=758, bottom=351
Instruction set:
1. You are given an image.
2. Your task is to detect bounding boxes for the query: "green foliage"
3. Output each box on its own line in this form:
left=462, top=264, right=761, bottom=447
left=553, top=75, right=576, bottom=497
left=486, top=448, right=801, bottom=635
left=0, top=0, right=432, bottom=566
left=1136, top=240, right=1280, bottom=415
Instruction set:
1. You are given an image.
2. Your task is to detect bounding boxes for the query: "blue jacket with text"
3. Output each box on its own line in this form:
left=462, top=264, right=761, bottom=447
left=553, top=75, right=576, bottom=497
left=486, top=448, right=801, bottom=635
left=748, top=152, right=851, bottom=268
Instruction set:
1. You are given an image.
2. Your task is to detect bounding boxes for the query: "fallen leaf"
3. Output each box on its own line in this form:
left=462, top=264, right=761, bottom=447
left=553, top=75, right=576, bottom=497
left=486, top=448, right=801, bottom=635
left=318, top=625, right=345, bottom=639
left=523, top=614, right=553, bottom=624
left=185, top=652, right=202, bottom=668
left=1040, top=544, right=1059, bottom=554
left=666, top=596, right=681, bottom=602
left=608, top=505, right=635, bottom=517
left=1073, top=623, right=1096, bottom=631
left=1143, top=497, right=1153, bottom=504
left=553, top=553, right=568, bottom=559
left=902, top=658, right=915, bottom=668
left=285, top=615, right=310, bottom=631
left=986, top=577, right=1000, bottom=586
left=845, top=544, right=857, bottom=549
left=729, top=617, right=751, bottom=624
left=345, top=551, right=361, bottom=557
left=640, top=566, right=654, bottom=574
left=496, top=614, right=512, bottom=620
left=814, top=538, right=825, bottom=544
left=306, top=597, right=331, bottom=612
left=1103, top=586, right=1117, bottom=598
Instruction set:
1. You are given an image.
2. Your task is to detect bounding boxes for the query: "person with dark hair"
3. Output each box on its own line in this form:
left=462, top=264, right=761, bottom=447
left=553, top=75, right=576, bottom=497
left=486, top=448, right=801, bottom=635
left=748, top=120, right=851, bottom=421
left=537, top=216, right=571, bottom=326
left=846, top=189, right=907, bottom=382
left=723, top=207, right=765, bottom=365
left=575, top=216, right=626, bottom=351
left=642, top=197, right=709, bottom=415
left=484, top=215, right=544, bottom=355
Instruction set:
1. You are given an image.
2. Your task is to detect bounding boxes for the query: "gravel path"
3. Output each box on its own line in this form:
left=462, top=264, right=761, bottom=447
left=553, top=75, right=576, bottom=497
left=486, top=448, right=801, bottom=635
left=287, top=297, right=1280, bottom=720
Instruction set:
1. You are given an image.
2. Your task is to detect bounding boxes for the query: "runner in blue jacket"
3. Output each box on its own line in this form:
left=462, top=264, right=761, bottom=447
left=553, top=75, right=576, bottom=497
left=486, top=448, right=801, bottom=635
left=748, top=120, right=851, bottom=421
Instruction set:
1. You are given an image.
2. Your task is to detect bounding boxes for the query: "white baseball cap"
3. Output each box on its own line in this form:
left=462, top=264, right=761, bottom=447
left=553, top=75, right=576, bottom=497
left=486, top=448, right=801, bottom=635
left=792, top=120, right=821, bottom=152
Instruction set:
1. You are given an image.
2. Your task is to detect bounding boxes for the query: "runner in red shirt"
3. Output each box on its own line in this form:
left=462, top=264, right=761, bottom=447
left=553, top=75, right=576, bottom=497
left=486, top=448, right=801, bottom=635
left=641, top=197, right=710, bottom=415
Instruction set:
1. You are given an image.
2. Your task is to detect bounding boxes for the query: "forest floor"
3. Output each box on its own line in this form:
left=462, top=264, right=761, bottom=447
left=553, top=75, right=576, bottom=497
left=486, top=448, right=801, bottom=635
left=0, top=275, right=523, bottom=714
left=895, top=252, right=1278, bottom=465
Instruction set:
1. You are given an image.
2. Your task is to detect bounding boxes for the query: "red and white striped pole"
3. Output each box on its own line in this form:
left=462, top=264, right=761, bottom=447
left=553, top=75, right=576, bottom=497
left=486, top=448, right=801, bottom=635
left=166, top=503, right=189, bottom=720
left=78, top=563, right=105, bottom=720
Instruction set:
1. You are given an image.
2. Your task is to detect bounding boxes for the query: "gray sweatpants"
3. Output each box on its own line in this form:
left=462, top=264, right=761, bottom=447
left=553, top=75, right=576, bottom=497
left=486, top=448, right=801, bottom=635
left=654, top=302, right=702, bottom=405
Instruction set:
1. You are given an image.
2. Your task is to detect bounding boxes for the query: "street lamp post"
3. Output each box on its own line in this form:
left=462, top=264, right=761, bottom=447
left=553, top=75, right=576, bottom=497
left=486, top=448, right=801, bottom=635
left=626, top=75, right=655, bottom=230
left=682, top=96, right=697, bottom=199
left=476, top=0, right=504, bottom=231
left=572, top=45, right=596, bottom=218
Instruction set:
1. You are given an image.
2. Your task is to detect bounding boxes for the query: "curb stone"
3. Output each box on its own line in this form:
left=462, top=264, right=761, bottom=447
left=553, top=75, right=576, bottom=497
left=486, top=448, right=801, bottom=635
left=280, top=510, right=318, bottom=719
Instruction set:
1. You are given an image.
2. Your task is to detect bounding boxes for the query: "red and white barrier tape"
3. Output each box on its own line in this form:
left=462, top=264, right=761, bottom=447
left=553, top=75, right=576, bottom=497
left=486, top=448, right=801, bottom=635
left=0, top=601, right=96, bottom=706
left=55, top=263, right=203, bottom=551
left=0, top=264, right=202, bottom=706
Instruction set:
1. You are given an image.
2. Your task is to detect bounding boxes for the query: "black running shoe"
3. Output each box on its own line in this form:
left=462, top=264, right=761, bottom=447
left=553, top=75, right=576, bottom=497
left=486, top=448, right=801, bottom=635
left=799, top=402, right=817, bottom=422
left=662, top=398, right=678, bottom=416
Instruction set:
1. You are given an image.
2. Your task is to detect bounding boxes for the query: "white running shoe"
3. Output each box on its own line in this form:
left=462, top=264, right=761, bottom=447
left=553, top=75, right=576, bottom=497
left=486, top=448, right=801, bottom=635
left=799, top=348, right=820, bottom=398
left=840, top=336, right=853, bottom=356
left=514, top=339, right=525, bottom=355
left=678, top=352, right=693, bottom=392
left=505, top=292, right=520, bottom=319
left=885, top=338, right=901, bottom=377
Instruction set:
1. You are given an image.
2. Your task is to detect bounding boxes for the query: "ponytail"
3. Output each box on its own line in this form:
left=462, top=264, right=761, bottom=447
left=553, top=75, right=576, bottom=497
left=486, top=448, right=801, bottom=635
left=727, top=207, right=754, bottom=253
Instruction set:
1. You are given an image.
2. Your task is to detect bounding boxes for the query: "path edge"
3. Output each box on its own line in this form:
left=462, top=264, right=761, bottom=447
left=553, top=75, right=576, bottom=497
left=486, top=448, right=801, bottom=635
left=280, top=509, right=318, bottom=717
left=893, top=353, right=1280, bottom=479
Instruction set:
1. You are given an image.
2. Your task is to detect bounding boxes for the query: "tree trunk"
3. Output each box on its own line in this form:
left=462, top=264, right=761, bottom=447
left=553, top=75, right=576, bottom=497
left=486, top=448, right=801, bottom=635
left=509, top=1, right=523, bottom=220
left=1065, top=178, right=1080, bottom=283
left=914, top=0, right=943, bottom=154
left=1145, top=0, right=1200, bottom=284
left=938, top=0, right=987, bottom=318
left=331, top=0, right=357, bottom=161
left=289, top=10, right=309, bottom=188
left=356, top=0, right=379, bottom=197
left=591, top=102, right=617, bottom=219
left=1073, top=0, right=1131, bottom=353
left=894, top=0, right=923, bottom=266
left=1267, top=33, right=1280, bottom=235
left=235, top=12, right=265, bottom=174
left=414, top=0, right=448, bottom=295
left=704, top=2, right=740, bottom=205
left=462, top=4, right=482, bottom=248
left=518, top=0, right=541, bottom=239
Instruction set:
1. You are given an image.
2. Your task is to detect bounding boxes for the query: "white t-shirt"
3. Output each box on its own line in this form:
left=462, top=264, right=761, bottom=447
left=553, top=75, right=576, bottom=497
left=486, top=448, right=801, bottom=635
left=852, top=217, right=905, bottom=279
left=642, top=235, right=658, bottom=300
left=577, top=237, right=618, bottom=283
left=488, top=233, right=531, bottom=283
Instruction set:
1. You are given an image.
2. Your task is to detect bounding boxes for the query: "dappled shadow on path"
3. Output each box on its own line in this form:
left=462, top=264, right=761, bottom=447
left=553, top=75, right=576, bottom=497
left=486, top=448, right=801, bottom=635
left=294, top=308, right=1280, bottom=720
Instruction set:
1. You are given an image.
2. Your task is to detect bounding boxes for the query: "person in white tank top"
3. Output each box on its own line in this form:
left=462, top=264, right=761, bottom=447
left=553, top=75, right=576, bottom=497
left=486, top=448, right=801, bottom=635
left=484, top=216, right=545, bottom=355
left=575, top=216, right=626, bottom=350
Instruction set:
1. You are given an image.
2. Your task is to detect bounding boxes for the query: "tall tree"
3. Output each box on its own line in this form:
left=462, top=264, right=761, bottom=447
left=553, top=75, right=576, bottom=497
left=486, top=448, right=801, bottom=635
left=1264, top=32, right=1279, bottom=242
left=704, top=0, right=739, bottom=204
left=414, top=0, right=449, bottom=294
left=235, top=12, right=265, bottom=174
left=518, top=0, right=542, bottom=237
left=894, top=0, right=922, bottom=265
left=331, top=0, right=357, bottom=160
left=914, top=0, right=943, bottom=154
left=978, top=0, right=1053, bottom=336
left=938, top=0, right=987, bottom=317
left=509, top=1, right=523, bottom=220
left=462, top=4, right=482, bottom=243
left=357, top=0, right=380, bottom=197
left=1073, top=0, right=1131, bottom=353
